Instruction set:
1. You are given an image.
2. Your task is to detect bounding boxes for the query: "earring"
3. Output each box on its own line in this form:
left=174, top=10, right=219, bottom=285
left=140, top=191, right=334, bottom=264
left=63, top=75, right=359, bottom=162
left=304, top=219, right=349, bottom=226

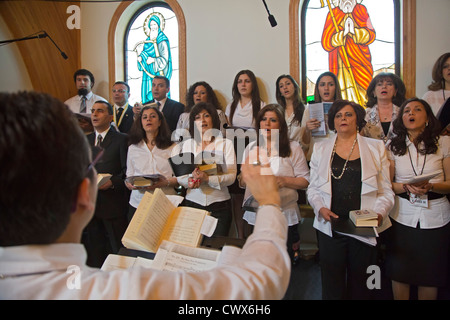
left=426, top=122, right=429, bottom=127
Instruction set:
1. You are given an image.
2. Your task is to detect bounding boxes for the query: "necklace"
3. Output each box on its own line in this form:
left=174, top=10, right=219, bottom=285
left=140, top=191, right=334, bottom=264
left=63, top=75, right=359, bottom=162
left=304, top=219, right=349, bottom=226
left=330, top=136, right=358, bottom=180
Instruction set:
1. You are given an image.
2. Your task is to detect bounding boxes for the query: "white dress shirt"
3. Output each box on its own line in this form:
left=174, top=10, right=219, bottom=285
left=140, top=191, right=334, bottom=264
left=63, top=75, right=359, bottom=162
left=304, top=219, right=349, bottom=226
left=64, top=91, right=107, bottom=114
left=173, top=137, right=237, bottom=206
left=0, top=206, right=290, bottom=300
left=225, top=101, right=265, bottom=128
left=126, top=141, right=177, bottom=208
left=387, top=135, right=450, bottom=229
left=242, top=141, right=310, bottom=226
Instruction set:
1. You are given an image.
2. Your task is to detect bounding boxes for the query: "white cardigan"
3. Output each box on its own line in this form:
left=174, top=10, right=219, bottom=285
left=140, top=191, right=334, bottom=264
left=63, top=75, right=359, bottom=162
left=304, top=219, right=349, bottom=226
left=307, top=133, right=394, bottom=243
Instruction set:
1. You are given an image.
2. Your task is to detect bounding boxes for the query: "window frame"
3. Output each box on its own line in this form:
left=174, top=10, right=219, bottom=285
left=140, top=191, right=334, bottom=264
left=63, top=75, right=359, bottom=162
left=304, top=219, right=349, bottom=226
left=289, top=0, right=416, bottom=102
left=108, top=0, right=186, bottom=104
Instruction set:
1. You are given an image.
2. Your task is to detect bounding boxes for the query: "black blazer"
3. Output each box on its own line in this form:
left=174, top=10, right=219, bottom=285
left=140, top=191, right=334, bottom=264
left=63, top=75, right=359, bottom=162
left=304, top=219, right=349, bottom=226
left=87, top=128, right=129, bottom=219
left=116, top=104, right=134, bottom=134
left=152, top=98, right=185, bottom=133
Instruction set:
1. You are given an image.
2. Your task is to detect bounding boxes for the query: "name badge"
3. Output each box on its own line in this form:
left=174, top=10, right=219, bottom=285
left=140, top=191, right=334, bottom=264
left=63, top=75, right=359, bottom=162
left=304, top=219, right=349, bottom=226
left=409, top=194, right=428, bottom=208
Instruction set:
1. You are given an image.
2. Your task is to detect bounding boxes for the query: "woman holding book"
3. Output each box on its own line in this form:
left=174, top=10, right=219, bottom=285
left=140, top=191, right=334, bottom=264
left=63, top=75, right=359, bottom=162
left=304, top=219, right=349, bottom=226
left=360, top=72, right=406, bottom=143
left=240, top=104, right=310, bottom=261
left=386, top=98, right=450, bottom=300
left=125, top=105, right=178, bottom=220
left=307, top=100, right=394, bottom=299
left=173, top=102, right=237, bottom=237
left=300, top=71, right=342, bottom=161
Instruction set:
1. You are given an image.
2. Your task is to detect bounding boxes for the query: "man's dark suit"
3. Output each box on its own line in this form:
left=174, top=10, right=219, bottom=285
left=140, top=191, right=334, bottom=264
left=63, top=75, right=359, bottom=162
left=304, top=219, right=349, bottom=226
left=152, top=98, right=185, bottom=133
left=115, top=104, right=134, bottom=134
left=82, top=127, right=130, bottom=267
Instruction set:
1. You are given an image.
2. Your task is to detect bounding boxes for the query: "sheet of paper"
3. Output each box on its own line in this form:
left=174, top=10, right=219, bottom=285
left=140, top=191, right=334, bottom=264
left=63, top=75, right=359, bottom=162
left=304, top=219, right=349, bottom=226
left=309, top=103, right=327, bottom=136
left=201, top=215, right=218, bottom=237
left=152, top=241, right=220, bottom=272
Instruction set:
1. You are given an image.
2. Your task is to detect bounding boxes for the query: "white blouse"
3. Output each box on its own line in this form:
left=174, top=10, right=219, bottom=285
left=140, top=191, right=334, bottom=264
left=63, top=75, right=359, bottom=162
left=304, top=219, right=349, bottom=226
left=422, top=89, right=450, bottom=116
left=126, top=141, right=177, bottom=208
left=172, top=137, right=237, bottom=206
left=242, top=141, right=310, bottom=226
left=388, top=135, right=450, bottom=229
left=225, top=100, right=265, bottom=128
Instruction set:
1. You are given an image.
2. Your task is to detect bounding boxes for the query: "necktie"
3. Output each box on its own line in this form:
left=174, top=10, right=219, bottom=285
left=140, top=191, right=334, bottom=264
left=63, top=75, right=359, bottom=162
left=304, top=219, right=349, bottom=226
left=96, top=134, right=103, bottom=147
left=80, top=96, right=87, bottom=113
left=117, top=107, right=124, bottom=118
left=157, top=101, right=162, bottom=111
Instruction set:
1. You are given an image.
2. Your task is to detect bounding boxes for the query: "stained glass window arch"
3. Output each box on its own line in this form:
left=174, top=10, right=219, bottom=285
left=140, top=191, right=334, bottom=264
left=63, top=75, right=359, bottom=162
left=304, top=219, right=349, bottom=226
left=300, top=0, right=400, bottom=106
left=124, top=1, right=180, bottom=105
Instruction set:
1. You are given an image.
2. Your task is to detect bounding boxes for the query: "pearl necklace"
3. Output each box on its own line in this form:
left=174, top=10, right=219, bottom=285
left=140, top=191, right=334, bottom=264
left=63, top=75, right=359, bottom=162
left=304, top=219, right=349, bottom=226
left=330, top=136, right=358, bottom=180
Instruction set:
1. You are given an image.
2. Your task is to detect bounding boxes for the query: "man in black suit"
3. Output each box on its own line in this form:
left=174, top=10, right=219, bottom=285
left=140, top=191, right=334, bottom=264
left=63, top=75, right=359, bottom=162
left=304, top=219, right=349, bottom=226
left=112, top=81, right=135, bottom=133
left=144, top=75, right=184, bottom=134
left=82, top=101, right=130, bottom=267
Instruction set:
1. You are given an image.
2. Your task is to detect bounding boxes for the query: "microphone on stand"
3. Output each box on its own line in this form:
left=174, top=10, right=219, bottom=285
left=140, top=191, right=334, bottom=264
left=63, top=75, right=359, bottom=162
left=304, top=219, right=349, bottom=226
left=42, top=31, right=68, bottom=60
left=0, top=30, right=68, bottom=60
left=262, top=0, right=277, bottom=27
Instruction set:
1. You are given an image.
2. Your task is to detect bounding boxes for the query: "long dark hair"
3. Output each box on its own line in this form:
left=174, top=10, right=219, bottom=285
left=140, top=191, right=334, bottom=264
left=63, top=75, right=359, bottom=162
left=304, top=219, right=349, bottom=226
left=229, top=70, right=262, bottom=126
left=389, top=98, right=441, bottom=156
left=128, top=105, right=172, bottom=149
left=275, top=74, right=305, bottom=125
left=365, top=72, right=406, bottom=108
left=255, top=104, right=291, bottom=158
left=313, top=71, right=342, bottom=102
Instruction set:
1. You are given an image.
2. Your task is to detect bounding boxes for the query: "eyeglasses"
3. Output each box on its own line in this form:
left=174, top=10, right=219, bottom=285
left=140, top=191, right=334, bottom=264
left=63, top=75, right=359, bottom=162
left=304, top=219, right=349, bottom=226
left=112, top=89, right=127, bottom=93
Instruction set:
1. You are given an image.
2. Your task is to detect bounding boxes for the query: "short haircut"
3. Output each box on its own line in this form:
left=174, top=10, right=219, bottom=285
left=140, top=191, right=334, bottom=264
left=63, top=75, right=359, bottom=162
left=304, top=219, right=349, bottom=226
left=327, top=100, right=367, bottom=132
left=154, top=76, right=170, bottom=88
left=73, top=68, right=95, bottom=87
left=94, top=100, right=113, bottom=115
left=189, top=102, right=221, bottom=142
left=0, top=91, right=91, bottom=246
left=113, top=81, right=130, bottom=93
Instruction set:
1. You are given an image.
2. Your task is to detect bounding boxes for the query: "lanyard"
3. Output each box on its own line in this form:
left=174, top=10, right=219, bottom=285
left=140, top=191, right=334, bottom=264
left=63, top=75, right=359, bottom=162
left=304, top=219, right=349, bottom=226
left=407, top=145, right=426, bottom=176
left=114, top=104, right=128, bottom=127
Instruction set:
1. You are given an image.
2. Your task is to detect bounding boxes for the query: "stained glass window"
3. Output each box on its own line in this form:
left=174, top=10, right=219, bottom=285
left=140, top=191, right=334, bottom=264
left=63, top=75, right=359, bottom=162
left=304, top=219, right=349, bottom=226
left=125, top=2, right=179, bottom=105
left=301, top=0, right=400, bottom=106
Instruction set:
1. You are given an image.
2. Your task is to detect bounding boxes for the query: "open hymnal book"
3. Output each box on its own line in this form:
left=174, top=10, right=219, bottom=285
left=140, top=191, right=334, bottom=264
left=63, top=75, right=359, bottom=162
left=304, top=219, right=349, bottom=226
left=101, top=241, right=242, bottom=273
left=168, top=151, right=227, bottom=177
left=121, top=188, right=217, bottom=253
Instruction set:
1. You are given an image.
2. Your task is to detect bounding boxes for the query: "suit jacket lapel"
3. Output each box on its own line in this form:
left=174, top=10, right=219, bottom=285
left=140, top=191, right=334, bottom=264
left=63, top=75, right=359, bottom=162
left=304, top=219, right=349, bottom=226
left=317, top=134, right=336, bottom=196
left=358, top=134, right=379, bottom=195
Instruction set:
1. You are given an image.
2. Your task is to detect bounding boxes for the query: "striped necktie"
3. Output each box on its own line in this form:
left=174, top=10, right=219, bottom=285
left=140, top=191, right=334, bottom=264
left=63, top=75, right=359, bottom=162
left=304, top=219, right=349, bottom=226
left=80, top=96, right=87, bottom=113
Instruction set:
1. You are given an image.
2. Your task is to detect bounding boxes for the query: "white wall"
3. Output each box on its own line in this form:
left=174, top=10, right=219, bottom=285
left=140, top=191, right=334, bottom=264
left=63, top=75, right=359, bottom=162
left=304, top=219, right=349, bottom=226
left=0, top=15, right=33, bottom=92
left=2, top=0, right=450, bottom=102
left=415, top=0, right=450, bottom=97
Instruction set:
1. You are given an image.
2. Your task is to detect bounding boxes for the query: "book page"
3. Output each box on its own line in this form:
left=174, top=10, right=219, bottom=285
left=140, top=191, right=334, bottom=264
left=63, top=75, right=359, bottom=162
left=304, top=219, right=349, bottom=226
left=160, top=207, right=208, bottom=248
left=122, top=189, right=175, bottom=252
left=152, top=241, right=220, bottom=272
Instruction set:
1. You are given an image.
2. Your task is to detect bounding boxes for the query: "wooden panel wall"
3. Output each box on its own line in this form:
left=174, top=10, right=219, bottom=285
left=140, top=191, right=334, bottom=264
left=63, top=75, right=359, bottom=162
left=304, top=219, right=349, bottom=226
left=0, top=1, right=80, bottom=102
